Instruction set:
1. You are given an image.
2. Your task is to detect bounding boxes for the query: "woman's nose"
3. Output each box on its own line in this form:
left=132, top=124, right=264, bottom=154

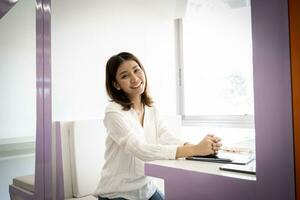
left=131, top=74, right=139, bottom=83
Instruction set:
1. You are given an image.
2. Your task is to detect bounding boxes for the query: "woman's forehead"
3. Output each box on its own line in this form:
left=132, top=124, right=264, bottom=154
left=117, top=60, right=139, bottom=73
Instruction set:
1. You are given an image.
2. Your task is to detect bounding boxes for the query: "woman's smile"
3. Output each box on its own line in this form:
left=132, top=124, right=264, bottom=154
left=131, top=82, right=143, bottom=89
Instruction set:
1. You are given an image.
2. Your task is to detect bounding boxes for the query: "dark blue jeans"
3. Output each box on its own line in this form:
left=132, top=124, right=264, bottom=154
left=98, top=189, right=165, bottom=200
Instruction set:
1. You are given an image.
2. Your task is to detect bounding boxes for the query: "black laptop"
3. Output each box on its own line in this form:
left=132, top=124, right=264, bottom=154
left=186, top=152, right=255, bottom=165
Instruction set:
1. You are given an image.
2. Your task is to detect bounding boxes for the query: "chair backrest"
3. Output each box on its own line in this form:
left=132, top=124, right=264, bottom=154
left=57, top=115, right=181, bottom=198
left=59, top=119, right=105, bottom=198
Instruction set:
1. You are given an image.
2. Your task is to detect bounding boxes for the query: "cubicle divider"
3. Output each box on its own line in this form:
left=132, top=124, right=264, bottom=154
left=252, top=0, right=295, bottom=199
left=3, top=0, right=297, bottom=199
left=3, top=0, right=53, bottom=199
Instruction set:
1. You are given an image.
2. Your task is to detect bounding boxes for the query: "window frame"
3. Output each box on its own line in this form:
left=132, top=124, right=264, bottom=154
left=175, top=18, right=254, bottom=128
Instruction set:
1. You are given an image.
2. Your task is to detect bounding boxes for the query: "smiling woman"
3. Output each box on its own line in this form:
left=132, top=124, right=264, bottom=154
left=1, top=0, right=296, bottom=199
left=94, top=52, right=222, bottom=200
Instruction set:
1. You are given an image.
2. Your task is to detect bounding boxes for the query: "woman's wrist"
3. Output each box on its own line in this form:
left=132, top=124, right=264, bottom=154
left=183, top=142, right=193, bottom=146
left=176, top=144, right=196, bottom=158
left=189, top=145, right=197, bottom=156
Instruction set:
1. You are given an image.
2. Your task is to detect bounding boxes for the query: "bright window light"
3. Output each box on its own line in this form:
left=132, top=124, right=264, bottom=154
left=182, top=0, right=254, bottom=117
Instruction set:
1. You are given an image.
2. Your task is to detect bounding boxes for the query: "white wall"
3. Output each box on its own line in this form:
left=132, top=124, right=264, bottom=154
left=0, top=155, right=35, bottom=200
left=52, top=0, right=182, bottom=121
left=0, top=0, right=186, bottom=138
left=0, top=0, right=36, bottom=139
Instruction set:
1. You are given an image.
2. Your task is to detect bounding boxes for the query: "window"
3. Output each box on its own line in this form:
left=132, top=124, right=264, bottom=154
left=177, top=0, right=254, bottom=127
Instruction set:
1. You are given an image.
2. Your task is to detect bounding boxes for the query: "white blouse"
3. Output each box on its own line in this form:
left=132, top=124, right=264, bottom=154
left=93, top=102, right=184, bottom=200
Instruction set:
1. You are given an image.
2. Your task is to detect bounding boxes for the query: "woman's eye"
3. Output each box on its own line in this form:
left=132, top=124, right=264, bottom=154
left=121, top=75, right=128, bottom=79
left=134, top=68, right=140, bottom=73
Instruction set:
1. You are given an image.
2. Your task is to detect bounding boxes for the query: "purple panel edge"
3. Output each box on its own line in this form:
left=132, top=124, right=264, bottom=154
left=0, top=0, right=18, bottom=19
left=0, top=0, right=53, bottom=199
left=55, top=122, right=65, bottom=200
left=35, top=0, right=45, bottom=199
left=251, top=0, right=295, bottom=199
left=43, top=0, right=52, bottom=199
left=35, top=0, right=52, bottom=199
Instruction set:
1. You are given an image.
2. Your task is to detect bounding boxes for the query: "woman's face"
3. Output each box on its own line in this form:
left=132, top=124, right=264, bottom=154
left=114, top=60, right=146, bottom=99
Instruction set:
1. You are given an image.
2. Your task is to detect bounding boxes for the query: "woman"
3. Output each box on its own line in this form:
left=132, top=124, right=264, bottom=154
left=94, top=52, right=222, bottom=200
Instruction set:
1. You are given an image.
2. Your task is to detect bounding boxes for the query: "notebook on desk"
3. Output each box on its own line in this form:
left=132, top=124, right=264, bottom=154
left=186, top=152, right=255, bottom=165
left=219, top=162, right=256, bottom=175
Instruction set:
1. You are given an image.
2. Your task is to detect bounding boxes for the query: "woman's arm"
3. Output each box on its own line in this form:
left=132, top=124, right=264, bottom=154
left=105, top=111, right=221, bottom=161
left=104, top=112, right=179, bottom=162
left=153, top=107, right=222, bottom=157
left=176, top=135, right=222, bottom=158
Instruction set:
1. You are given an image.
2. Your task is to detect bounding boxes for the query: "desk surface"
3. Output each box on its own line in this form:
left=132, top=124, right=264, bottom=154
left=147, top=158, right=256, bottom=181
left=145, top=138, right=256, bottom=199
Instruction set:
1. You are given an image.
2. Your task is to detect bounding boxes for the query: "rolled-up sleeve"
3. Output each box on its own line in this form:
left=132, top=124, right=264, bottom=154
left=104, top=112, right=178, bottom=161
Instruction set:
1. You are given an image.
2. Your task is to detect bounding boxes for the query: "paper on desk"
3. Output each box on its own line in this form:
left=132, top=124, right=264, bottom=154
left=220, top=146, right=253, bottom=153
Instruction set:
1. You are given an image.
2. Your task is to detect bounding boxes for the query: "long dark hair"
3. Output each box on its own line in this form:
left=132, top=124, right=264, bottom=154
left=105, top=52, right=153, bottom=110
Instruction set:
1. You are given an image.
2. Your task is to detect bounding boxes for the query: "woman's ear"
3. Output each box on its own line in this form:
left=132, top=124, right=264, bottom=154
left=113, top=82, right=121, bottom=90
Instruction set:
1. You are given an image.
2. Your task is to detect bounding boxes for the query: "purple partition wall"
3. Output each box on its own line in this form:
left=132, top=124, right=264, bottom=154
left=252, top=0, right=295, bottom=199
left=35, top=0, right=52, bottom=200
left=35, top=0, right=45, bottom=199
left=1, top=0, right=52, bottom=199
left=146, top=0, right=296, bottom=199
left=43, top=1, right=52, bottom=199
left=1, top=0, right=295, bottom=199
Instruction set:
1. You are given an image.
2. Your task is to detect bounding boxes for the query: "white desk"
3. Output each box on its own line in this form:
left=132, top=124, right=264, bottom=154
left=148, top=158, right=256, bottom=181
left=145, top=158, right=256, bottom=200
left=145, top=138, right=256, bottom=200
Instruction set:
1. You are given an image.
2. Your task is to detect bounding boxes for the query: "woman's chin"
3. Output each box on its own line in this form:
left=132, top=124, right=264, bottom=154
left=128, top=88, right=145, bottom=97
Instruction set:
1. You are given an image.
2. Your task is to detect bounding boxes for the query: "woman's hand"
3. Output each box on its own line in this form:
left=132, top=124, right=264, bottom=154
left=175, top=134, right=222, bottom=159
left=192, top=134, right=222, bottom=156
